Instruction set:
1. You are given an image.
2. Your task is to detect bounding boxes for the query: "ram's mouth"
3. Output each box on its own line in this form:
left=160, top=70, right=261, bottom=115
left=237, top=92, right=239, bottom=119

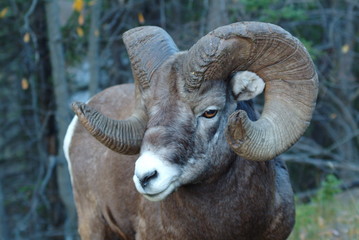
left=133, top=175, right=179, bottom=202
left=142, top=182, right=178, bottom=201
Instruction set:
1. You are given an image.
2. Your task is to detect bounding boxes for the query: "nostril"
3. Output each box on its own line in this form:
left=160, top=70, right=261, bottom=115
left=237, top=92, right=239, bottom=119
left=140, top=170, right=158, bottom=188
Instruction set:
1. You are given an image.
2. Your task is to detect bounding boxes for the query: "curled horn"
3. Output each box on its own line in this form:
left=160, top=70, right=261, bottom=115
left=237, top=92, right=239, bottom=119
left=184, top=22, right=318, bottom=161
left=72, top=26, right=179, bottom=155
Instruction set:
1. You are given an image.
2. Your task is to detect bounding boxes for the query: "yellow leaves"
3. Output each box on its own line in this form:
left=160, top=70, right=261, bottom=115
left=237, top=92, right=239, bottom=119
left=73, top=0, right=84, bottom=12
left=138, top=12, right=145, bottom=24
left=0, top=7, right=9, bottom=18
left=72, top=0, right=101, bottom=38
left=73, top=0, right=86, bottom=37
left=78, top=14, right=85, bottom=25
left=341, top=44, right=350, bottom=54
left=76, top=27, right=84, bottom=37
left=23, top=33, right=30, bottom=43
left=21, top=78, right=29, bottom=90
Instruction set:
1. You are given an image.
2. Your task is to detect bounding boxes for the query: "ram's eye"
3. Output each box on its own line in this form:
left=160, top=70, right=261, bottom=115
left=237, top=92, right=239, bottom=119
left=202, top=109, right=218, bottom=118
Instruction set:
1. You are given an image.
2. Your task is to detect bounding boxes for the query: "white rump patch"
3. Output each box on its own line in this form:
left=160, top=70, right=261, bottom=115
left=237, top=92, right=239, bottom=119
left=63, top=116, right=78, bottom=184
left=231, top=71, right=265, bottom=101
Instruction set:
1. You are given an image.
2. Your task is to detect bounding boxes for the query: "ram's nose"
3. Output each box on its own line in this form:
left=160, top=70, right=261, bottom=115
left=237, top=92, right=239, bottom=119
left=134, top=152, right=161, bottom=189
left=133, top=151, right=181, bottom=199
left=137, top=170, right=158, bottom=188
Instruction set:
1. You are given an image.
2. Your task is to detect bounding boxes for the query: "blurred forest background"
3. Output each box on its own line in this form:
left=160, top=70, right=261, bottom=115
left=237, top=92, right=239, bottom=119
left=0, top=0, right=358, bottom=239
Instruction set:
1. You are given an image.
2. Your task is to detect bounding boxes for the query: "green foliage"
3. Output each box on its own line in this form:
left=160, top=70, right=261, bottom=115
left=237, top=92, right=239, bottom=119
left=261, top=5, right=307, bottom=23
left=290, top=190, right=359, bottom=239
left=241, top=0, right=279, bottom=12
left=241, top=0, right=308, bottom=23
left=314, top=174, right=342, bottom=203
left=293, top=203, right=317, bottom=238
left=299, top=38, right=322, bottom=61
left=289, top=175, right=353, bottom=240
left=18, top=184, right=34, bottom=200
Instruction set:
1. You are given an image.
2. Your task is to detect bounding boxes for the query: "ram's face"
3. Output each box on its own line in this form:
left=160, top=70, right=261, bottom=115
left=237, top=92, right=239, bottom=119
left=132, top=63, right=233, bottom=201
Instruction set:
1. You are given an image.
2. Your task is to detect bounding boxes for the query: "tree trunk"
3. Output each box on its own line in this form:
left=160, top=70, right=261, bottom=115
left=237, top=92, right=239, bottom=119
left=335, top=2, right=358, bottom=181
left=207, top=0, right=229, bottom=31
left=88, top=0, right=102, bottom=96
left=0, top=180, right=9, bottom=240
left=45, top=0, right=77, bottom=239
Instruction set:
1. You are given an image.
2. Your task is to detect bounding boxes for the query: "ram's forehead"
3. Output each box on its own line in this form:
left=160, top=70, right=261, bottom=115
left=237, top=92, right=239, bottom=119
left=147, top=55, right=227, bottom=113
left=182, top=80, right=227, bottom=112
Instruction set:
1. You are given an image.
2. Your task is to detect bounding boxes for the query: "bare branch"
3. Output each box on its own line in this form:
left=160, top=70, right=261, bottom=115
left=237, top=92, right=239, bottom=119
left=283, top=155, right=359, bottom=172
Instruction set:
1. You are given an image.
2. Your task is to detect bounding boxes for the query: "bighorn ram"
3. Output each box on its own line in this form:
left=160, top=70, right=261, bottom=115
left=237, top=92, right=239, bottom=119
left=64, top=22, right=318, bottom=239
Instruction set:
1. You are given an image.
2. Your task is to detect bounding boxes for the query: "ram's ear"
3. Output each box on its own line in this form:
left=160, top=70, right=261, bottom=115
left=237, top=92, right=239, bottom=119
left=230, top=71, right=265, bottom=101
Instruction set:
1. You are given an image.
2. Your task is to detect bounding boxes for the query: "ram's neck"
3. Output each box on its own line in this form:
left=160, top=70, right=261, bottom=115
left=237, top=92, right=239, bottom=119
left=159, top=158, right=278, bottom=239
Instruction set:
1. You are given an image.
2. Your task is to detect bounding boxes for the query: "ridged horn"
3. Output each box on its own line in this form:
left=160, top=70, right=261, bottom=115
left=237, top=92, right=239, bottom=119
left=184, top=22, right=318, bottom=161
left=123, top=26, right=179, bottom=89
left=72, top=102, right=147, bottom=155
left=72, top=26, right=179, bottom=154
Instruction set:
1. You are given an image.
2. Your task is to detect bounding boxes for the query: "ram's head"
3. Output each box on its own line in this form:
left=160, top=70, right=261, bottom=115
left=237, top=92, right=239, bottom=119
left=72, top=22, right=318, bottom=201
